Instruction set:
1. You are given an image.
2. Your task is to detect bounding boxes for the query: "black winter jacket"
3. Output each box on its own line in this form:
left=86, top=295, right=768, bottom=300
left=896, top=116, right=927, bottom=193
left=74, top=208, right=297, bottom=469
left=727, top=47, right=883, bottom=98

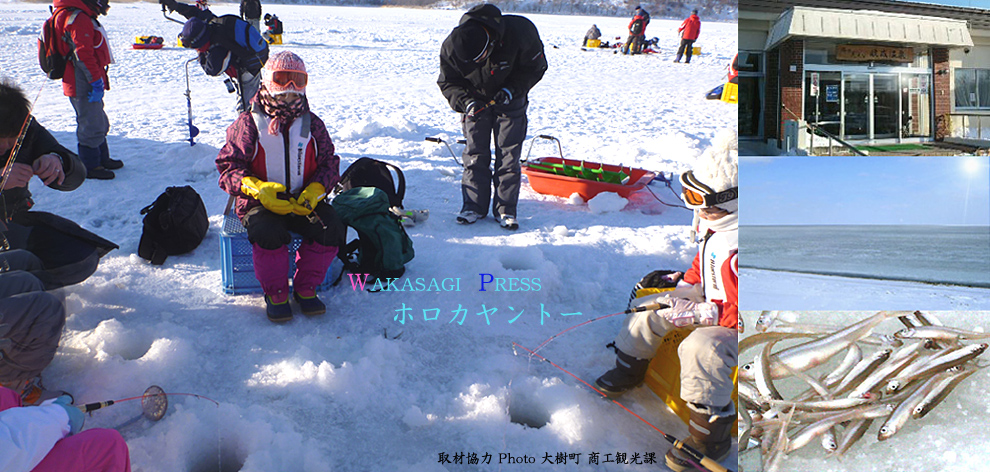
left=240, top=0, right=261, bottom=20
left=1, top=120, right=85, bottom=219
left=172, top=2, right=268, bottom=75
left=438, top=4, right=547, bottom=113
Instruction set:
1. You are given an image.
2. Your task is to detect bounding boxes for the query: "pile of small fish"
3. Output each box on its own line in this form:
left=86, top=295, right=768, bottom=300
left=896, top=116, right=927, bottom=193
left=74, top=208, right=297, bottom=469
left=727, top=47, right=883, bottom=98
left=737, top=311, right=988, bottom=472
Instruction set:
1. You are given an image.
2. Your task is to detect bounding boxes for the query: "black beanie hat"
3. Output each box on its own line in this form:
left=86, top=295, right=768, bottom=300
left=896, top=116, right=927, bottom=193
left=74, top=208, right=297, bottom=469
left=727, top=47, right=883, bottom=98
left=451, top=22, right=490, bottom=63
left=181, top=18, right=209, bottom=49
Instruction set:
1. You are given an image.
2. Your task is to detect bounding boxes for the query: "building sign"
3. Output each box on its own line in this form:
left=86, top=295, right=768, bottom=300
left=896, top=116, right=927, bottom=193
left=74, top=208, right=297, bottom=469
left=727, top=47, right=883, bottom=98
left=810, top=72, right=819, bottom=97
left=836, top=45, right=914, bottom=63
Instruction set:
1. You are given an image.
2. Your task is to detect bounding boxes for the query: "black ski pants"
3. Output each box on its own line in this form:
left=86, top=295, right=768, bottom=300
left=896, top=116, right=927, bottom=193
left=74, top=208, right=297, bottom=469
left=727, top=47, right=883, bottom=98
left=242, top=203, right=345, bottom=250
left=676, top=39, right=696, bottom=63
left=460, top=98, right=528, bottom=219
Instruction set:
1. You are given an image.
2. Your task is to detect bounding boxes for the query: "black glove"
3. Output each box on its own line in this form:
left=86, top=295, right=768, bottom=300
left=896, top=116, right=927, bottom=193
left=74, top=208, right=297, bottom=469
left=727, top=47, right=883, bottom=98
left=464, top=100, right=482, bottom=118
left=494, top=87, right=513, bottom=106
left=159, top=0, right=176, bottom=11
left=637, top=270, right=683, bottom=290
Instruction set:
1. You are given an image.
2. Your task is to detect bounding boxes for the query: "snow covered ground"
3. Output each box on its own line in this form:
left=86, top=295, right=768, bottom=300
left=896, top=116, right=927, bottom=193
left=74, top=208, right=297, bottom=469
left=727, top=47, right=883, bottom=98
left=741, top=269, right=990, bottom=311
left=738, top=310, right=990, bottom=472
left=1, top=3, right=738, bottom=471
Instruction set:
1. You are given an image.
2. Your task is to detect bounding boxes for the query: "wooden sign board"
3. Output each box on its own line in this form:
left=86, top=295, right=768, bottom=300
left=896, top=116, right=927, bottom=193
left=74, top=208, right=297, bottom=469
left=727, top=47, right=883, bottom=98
left=836, top=45, right=914, bottom=63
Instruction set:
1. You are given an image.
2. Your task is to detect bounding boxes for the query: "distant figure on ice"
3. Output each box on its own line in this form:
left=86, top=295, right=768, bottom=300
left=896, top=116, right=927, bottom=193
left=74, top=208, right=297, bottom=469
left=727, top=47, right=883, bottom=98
left=438, top=4, right=547, bottom=230
left=161, top=0, right=269, bottom=112
left=623, top=6, right=650, bottom=54
left=216, top=51, right=345, bottom=322
left=263, top=13, right=283, bottom=45
left=48, top=0, right=122, bottom=179
left=583, top=24, right=601, bottom=47
left=675, top=9, right=701, bottom=63
left=240, top=0, right=262, bottom=33
left=594, top=131, right=738, bottom=471
left=0, top=386, right=132, bottom=472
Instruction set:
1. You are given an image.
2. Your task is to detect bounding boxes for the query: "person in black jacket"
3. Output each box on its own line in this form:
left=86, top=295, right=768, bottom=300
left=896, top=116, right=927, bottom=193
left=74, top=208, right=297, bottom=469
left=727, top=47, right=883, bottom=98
left=438, top=4, right=547, bottom=230
left=240, top=0, right=261, bottom=34
left=161, top=0, right=269, bottom=112
left=0, top=79, right=117, bottom=289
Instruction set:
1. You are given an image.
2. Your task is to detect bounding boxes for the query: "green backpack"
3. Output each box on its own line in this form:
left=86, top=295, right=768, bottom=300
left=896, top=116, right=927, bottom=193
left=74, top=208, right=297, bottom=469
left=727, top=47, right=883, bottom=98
left=332, top=187, right=414, bottom=282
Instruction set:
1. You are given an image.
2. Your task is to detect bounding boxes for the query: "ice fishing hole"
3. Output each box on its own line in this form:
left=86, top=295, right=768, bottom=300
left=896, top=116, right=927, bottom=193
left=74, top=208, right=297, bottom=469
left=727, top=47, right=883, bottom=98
left=499, top=249, right=541, bottom=271
left=508, top=390, right=550, bottom=429
left=188, top=440, right=246, bottom=472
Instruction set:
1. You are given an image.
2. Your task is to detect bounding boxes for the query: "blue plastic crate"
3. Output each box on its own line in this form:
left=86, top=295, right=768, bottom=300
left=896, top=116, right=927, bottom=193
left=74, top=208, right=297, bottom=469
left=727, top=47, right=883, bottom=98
left=220, top=211, right=337, bottom=295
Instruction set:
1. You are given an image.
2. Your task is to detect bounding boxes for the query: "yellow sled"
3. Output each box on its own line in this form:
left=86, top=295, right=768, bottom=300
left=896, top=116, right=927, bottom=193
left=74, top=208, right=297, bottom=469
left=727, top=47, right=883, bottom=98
left=265, top=33, right=283, bottom=45
left=720, top=81, right=738, bottom=104
left=643, top=328, right=739, bottom=436
left=585, top=38, right=601, bottom=48
left=692, top=46, right=701, bottom=55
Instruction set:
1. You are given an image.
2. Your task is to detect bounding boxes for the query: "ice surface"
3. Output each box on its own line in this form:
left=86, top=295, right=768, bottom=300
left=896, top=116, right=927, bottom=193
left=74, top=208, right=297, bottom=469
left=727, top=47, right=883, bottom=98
left=1, top=3, right=737, bottom=470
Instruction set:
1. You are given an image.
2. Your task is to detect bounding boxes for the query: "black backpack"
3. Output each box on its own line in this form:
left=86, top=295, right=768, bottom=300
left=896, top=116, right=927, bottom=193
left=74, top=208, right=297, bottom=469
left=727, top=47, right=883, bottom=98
left=138, top=186, right=209, bottom=265
left=630, top=19, right=644, bottom=35
left=336, top=157, right=405, bottom=209
left=38, top=7, right=77, bottom=80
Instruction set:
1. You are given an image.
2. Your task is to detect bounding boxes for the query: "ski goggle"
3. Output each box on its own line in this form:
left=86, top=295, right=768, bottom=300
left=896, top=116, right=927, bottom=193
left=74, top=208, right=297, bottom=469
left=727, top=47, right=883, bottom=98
left=680, top=171, right=738, bottom=209
left=270, top=70, right=308, bottom=89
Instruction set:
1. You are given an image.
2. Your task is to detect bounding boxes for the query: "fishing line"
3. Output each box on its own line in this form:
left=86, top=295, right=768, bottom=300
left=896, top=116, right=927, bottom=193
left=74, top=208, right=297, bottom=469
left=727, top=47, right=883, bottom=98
left=645, top=180, right=689, bottom=210
left=532, top=303, right=669, bottom=355
left=80, top=386, right=223, bottom=471
left=512, top=342, right=732, bottom=472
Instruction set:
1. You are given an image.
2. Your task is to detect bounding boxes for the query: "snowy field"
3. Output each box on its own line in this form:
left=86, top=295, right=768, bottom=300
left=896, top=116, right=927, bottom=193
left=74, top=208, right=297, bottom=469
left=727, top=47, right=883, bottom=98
left=1, top=3, right=737, bottom=471
left=741, top=269, right=990, bottom=311
left=738, top=310, right=990, bottom=472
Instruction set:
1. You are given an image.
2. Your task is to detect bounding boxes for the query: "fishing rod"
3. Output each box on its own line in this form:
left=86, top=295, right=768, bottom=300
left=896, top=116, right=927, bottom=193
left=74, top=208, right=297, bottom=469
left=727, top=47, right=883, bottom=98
left=1, top=81, right=48, bottom=205
left=512, top=342, right=732, bottom=472
left=532, top=302, right=670, bottom=354
left=76, top=385, right=219, bottom=421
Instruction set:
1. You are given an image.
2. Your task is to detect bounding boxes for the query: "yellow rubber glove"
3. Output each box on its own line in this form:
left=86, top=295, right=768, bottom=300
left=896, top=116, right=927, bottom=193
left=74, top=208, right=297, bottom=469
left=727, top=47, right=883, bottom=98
left=241, top=176, right=293, bottom=215
left=292, top=182, right=326, bottom=216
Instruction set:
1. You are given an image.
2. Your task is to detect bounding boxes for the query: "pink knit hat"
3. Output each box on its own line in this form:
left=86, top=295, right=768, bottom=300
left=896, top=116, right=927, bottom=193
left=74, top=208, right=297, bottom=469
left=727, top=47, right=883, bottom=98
left=262, top=51, right=308, bottom=96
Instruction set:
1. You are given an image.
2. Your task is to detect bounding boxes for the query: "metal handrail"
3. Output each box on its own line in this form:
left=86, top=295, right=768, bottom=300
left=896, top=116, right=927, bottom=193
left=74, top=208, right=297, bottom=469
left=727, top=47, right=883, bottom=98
left=782, top=104, right=866, bottom=156
left=804, top=121, right=867, bottom=156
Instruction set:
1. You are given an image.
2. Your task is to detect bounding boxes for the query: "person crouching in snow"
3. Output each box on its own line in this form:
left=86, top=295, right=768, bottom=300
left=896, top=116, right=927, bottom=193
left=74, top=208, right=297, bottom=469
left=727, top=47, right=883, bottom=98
left=0, top=387, right=131, bottom=472
left=595, top=130, right=738, bottom=471
left=216, top=51, right=345, bottom=322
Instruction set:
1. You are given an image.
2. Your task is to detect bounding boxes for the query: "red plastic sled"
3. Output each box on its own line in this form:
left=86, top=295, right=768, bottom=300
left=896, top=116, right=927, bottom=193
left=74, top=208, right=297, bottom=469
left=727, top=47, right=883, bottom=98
left=523, top=157, right=656, bottom=201
left=132, top=36, right=164, bottom=49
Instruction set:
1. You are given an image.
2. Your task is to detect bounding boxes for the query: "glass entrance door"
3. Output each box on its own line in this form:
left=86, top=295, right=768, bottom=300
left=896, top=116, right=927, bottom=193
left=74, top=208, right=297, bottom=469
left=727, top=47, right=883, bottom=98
left=843, top=74, right=870, bottom=138
left=902, top=74, right=931, bottom=138
left=873, top=74, right=899, bottom=138
left=804, top=72, right=841, bottom=136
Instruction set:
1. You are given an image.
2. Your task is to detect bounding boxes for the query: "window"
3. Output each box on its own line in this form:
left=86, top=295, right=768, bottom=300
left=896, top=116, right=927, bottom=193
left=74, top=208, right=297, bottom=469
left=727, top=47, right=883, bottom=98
left=955, top=68, right=990, bottom=109
left=737, top=52, right=762, bottom=73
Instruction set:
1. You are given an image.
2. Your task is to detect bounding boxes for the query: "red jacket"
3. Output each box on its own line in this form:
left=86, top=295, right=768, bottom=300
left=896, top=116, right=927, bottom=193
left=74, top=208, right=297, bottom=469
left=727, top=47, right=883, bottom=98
left=678, top=14, right=701, bottom=41
left=52, top=0, right=112, bottom=97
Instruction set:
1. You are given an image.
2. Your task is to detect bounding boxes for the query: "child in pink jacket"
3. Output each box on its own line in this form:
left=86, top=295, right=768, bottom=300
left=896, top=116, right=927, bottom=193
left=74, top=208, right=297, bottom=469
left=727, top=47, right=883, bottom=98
left=216, top=51, right=345, bottom=322
left=0, top=386, right=130, bottom=472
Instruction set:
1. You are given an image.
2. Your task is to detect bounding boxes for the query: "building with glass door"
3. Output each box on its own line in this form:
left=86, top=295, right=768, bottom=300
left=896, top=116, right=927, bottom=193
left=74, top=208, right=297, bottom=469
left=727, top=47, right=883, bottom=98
left=740, top=0, right=990, bottom=155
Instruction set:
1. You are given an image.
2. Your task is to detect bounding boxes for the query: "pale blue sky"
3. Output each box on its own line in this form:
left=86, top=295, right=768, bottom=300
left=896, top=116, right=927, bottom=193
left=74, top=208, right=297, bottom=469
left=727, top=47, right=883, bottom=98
left=914, top=0, right=990, bottom=8
left=740, top=157, right=990, bottom=225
